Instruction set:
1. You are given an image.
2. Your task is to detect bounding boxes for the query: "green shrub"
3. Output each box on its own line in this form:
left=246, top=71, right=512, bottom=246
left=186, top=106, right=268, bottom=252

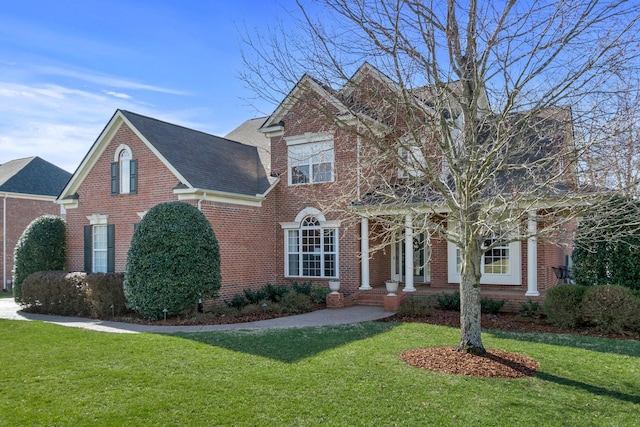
left=243, top=288, right=267, bottom=305
left=21, top=271, right=89, bottom=316
left=278, top=291, right=313, bottom=314
left=572, top=197, right=640, bottom=291
left=435, top=291, right=460, bottom=311
left=124, top=202, right=221, bottom=320
left=581, top=285, right=640, bottom=333
left=310, top=286, right=331, bottom=304
left=261, top=283, right=290, bottom=302
left=291, top=280, right=313, bottom=295
left=12, top=215, right=66, bottom=303
left=518, top=299, right=543, bottom=319
left=85, top=273, right=129, bottom=318
left=480, top=297, right=506, bottom=314
left=397, top=296, right=433, bottom=317
left=227, top=294, right=249, bottom=310
left=20, top=271, right=131, bottom=318
left=544, top=284, right=588, bottom=328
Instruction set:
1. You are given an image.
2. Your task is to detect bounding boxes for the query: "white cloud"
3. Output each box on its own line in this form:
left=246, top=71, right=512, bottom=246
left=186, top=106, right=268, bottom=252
left=104, top=90, right=132, bottom=99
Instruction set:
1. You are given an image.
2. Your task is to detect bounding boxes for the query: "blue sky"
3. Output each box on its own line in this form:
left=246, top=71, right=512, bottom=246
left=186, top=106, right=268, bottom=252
left=0, top=0, right=301, bottom=172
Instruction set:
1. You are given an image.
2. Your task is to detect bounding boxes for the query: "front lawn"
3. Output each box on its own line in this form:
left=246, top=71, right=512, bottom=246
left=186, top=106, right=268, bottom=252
left=0, top=319, right=637, bottom=426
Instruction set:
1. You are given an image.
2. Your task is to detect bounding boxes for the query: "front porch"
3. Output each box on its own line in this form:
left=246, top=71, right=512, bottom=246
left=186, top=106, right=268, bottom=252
left=343, top=282, right=545, bottom=313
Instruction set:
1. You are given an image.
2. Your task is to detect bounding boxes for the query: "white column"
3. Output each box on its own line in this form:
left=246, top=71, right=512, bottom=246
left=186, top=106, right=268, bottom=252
left=526, top=211, right=539, bottom=296
left=359, top=217, right=372, bottom=290
left=403, top=214, right=416, bottom=292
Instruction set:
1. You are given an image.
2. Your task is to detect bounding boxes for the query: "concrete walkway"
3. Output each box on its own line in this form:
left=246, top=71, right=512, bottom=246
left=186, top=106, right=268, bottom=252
left=0, top=298, right=395, bottom=334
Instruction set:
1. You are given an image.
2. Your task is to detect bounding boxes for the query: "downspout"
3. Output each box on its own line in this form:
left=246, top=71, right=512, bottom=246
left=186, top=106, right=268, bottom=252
left=356, top=130, right=361, bottom=201
left=3, top=193, right=6, bottom=291
left=197, top=193, right=207, bottom=211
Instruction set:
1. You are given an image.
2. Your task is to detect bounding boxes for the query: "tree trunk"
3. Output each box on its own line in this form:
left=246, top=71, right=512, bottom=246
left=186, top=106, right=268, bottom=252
left=458, top=240, right=485, bottom=355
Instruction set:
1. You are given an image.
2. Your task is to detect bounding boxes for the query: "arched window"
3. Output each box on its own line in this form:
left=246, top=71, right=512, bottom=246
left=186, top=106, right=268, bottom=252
left=119, top=149, right=131, bottom=194
left=111, top=145, right=137, bottom=195
left=285, top=214, right=338, bottom=278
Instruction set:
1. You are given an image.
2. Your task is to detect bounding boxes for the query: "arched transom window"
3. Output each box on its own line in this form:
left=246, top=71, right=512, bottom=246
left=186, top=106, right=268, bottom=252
left=111, top=145, right=137, bottom=196
left=285, top=215, right=338, bottom=278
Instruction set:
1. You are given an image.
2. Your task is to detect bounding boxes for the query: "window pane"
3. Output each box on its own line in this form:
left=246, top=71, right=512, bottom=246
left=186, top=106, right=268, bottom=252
left=288, top=254, right=299, bottom=276
left=484, top=243, right=510, bottom=274
left=303, top=254, right=321, bottom=276
left=93, top=225, right=108, bottom=273
left=324, top=254, right=335, bottom=277
left=291, top=165, right=309, bottom=184
left=313, top=162, right=332, bottom=182
left=287, top=230, right=299, bottom=252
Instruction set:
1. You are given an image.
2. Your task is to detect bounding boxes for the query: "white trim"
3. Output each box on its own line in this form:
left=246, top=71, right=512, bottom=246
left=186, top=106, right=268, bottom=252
left=113, top=144, right=132, bottom=162
left=285, top=132, right=333, bottom=146
left=174, top=187, right=268, bottom=208
left=86, top=214, right=109, bottom=225
left=526, top=211, right=540, bottom=296
left=447, top=240, right=522, bottom=285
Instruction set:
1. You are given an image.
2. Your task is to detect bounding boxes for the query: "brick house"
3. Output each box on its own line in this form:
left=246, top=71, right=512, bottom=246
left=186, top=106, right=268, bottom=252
left=58, top=64, right=573, bottom=309
left=56, top=110, right=279, bottom=299
left=1, top=157, right=71, bottom=291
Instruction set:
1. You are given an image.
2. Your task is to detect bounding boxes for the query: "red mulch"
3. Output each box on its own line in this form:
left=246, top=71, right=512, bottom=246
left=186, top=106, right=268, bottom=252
left=386, top=309, right=638, bottom=378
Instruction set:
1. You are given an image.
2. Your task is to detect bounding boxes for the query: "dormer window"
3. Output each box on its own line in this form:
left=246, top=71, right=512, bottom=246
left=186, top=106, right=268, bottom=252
left=111, top=145, right=138, bottom=195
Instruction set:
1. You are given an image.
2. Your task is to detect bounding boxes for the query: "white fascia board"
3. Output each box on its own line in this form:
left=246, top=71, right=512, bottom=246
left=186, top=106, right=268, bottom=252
left=2, top=192, right=57, bottom=202
left=174, top=188, right=265, bottom=208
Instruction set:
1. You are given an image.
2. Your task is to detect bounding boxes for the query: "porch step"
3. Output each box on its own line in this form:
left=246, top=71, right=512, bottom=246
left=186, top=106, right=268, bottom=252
left=346, top=289, right=410, bottom=307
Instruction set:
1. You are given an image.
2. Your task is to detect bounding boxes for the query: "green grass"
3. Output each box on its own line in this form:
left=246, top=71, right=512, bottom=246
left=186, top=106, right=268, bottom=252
left=0, top=320, right=638, bottom=426
left=0, top=291, right=14, bottom=299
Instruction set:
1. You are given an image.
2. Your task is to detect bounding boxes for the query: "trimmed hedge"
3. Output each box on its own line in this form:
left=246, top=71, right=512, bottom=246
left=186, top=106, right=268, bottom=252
left=13, top=215, right=66, bottom=303
left=20, top=271, right=129, bottom=318
left=581, top=285, right=640, bottom=333
left=124, top=202, right=221, bottom=320
left=544, top=284, right=588, bottom=328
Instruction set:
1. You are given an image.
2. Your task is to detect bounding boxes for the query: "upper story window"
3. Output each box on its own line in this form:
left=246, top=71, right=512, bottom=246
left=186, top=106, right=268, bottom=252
left=286, top=133, right=334, bottom=185
left=111, top=145, right=138, bottom=195
left=398, top=145, right=425, bottom=178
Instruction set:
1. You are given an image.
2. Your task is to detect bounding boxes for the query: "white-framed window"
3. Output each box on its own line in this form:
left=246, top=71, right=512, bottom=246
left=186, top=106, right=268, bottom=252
left=281, top=208, right=340, bottom=278
left=119, top=148, right=131, bottom=193
left=447, top=239, right=521, bottom=285
left=112, top=144, right=137, bottom=195
left=93, top=224, right=108, bottom=273
left=398, top=145, right=425, bottom=178
left=286, top=133, right=334, bottom=185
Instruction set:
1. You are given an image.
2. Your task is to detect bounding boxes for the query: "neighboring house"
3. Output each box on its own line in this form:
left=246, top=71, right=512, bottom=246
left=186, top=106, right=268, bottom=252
left=1, top=157, right=71, bottom=291
left=59, top=64, right=574, bottom=309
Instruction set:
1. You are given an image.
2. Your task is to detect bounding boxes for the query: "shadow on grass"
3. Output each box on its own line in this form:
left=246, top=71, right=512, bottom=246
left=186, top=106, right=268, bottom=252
left=536, top=372, right=640, bottom=404
left=169, top=322, right=399, bottom=363
left=486, top=329, right=640, bottom=358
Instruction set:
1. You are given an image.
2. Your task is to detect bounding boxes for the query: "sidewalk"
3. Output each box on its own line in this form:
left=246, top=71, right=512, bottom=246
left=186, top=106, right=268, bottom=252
left=0, top=298, right=395, bottom=334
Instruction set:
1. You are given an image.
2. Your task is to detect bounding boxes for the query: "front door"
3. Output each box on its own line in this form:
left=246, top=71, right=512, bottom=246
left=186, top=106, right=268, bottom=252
left=392, top=232, right=430, bottom=284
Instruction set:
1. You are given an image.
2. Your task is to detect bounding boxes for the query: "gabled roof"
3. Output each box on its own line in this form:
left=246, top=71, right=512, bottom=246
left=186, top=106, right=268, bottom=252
left=225, top=117, right=271, bottom=173
left=0, top=156, right=71, bottom=197
left=58, top=110, right=273, bottom=205
left=120, top=111, right=271, bottom=197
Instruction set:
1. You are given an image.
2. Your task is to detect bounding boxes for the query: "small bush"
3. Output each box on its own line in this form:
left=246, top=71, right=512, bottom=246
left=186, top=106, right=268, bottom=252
left=85, top=273, right=129, bottom=318
left=480, top=297, right=506, bottom=314
left=518, top=299, right=543, bottom=319
left=544, top=284, right=588, bottom=328
left=581, top=285, right=640, bottom=333
left=13, top=215, right=66, bottom=303
left=435, top=291, right=460, bottom=311
left=279, top=291, right=313, bottom=314
left=227, top=294, right=249, bottom=310
left=397, top=296, right=433, bottom=317
left=310, top=286, right=331, bottom=304
left=262, top=283, right=290, bottom=302
left=243, top=288, right=267, bottom=305
left=291, top=280, right=313, bottom=295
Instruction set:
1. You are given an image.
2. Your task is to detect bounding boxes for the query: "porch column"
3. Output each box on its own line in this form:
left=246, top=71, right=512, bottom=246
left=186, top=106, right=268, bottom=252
left=526, top=211, right=539, bottom=296
left=359, top=216, right=372, bottom=290
left=403, top=213, right=416, bottom=292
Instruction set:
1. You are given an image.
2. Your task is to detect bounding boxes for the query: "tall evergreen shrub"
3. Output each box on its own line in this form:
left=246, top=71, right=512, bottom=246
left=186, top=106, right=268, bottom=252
left=124, top=202, right=221, bottom=320
left=12, top=215, right=66, bottom=303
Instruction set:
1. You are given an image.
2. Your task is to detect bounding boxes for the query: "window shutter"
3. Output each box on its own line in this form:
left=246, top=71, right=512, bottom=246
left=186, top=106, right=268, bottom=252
left=129, top=159, right=138, bottom=194
left=84, top=225, right=92, bottom=272
left=107, top=224, right=115, bottom=273
left=111, top=162, right=118, bottom=195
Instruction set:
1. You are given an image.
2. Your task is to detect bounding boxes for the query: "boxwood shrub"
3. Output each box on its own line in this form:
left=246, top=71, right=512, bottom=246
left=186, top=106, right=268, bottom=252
left=581, top=285, right=640, bottom=333
left=544, top=284, right=588, bottom=328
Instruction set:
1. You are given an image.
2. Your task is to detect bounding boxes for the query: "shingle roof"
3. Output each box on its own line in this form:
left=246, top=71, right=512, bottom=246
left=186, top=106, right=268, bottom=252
left=120, top=110, right=271, bottom=196
left=0, top=156, right=71, bottom=196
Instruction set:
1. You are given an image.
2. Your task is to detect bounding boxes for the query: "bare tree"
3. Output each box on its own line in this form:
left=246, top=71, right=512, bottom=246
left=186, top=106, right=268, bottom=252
left=242, top=0, right=640, bottom=354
